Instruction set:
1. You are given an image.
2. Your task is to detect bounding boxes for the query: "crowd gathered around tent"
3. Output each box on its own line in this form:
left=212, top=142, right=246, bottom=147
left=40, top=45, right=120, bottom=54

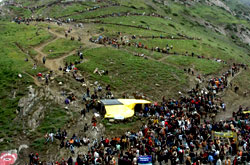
left=27, top=62, right=250, bottom=165
left=8, top=6, right=249, bottom=165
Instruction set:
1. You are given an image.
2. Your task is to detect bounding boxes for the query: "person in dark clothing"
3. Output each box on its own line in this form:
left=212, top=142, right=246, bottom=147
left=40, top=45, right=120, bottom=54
left=60, top=140, right=64, bottom=148
left=84, top=123, right=88, bottom=132
left=67, top=156, right=73, bottom=165
left=81, top=108, right=86, bottom=117
left=33, top=153, right=39, bottom=165
left=86, top=88, right=90, bottom=97
left=42, top=56, right=46, bottom=64
left=29, top=152, right=34, bottom=165
left=77, top=155, right=83, bottom=165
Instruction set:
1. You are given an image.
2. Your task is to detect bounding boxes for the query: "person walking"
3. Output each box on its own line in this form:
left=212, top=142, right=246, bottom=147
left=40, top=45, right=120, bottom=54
left=81, top=108, right=86, bottom=117
left=43, top=56, right=46, bottom=64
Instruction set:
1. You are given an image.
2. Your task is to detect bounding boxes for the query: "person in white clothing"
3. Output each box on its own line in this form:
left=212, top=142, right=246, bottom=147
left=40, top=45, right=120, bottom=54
left=216, top=157, right=222, bottom=165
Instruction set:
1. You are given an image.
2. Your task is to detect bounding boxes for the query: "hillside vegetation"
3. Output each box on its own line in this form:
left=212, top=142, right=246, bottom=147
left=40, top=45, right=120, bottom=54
left=0, top=0, right=249, bottom=163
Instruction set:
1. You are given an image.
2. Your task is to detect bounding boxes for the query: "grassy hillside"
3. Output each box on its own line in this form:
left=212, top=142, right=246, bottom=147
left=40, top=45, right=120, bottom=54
left=0, top=0, right=250, bottom=157
left=42, top=38, right=81, bottom=58
left=71, top=47, right=187, bottom=98
left=0, top=22, right=53, bottom=150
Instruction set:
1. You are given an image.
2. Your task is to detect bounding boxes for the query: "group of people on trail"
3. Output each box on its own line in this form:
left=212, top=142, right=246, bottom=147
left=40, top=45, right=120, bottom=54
left=12, top=6, right=250, bottom=165
left=27, top=61, right=249, bottom=165
left=89, top=35, right=225, bottom=64
left=85, top=11, right=166, bottom=20
left=28, top=103, right=250, bottom=165
left=36, top=70, right=53, bottom=85
left=207, top=64, right=246, bottom=95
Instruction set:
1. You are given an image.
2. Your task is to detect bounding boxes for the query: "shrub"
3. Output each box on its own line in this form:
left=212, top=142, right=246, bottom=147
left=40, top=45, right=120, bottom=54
left=173, top=13, right=178, bottom=16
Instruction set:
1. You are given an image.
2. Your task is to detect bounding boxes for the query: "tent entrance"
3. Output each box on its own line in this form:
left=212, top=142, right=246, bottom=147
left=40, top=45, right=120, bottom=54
left=134, top=104, right=143, bottom=113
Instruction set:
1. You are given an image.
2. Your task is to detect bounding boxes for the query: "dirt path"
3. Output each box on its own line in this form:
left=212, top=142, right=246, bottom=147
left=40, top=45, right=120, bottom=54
left=30, top=22, right=103, bottom=77
left=33, top=35, right=60, bottom=71
left=217, top=69, right=243, bottom=97
left=47, top=49, right=77, bottom=72
left=31, top=22, right=247, bottom=124
left=24, top=72, right=41, bottom=87
left=214, top=69, right=244, bottom=121
left=51, top=23, right=102, bottom=49
left=158, top=54, right=170, bottom=62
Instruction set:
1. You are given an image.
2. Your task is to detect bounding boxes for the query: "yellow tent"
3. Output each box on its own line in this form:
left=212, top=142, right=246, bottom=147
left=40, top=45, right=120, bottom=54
left=100, top=99, right=151, bottom=119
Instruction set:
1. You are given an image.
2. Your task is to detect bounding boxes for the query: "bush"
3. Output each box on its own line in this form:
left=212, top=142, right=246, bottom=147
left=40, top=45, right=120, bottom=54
left=169, top=23, right=176, bottom=29
left=164, top=8, right=172, bottom=14
left=183, top=9, right=190, bottom=15
left=225, top=24, right=233, bottom=30
left=99, top=27, right=104, bottom=31
left=173, top=13, right=178, bottom=16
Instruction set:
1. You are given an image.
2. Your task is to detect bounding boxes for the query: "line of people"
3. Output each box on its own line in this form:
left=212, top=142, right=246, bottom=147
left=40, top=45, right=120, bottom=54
left=28, top=62, right=249, bottom=165
left=90, top=35, right=227, bottom=64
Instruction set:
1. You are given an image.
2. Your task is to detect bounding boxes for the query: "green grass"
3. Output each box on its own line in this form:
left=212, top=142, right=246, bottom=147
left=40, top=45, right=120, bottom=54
left=0, top=21, right=51, bottom=150
left=116, top=0, right=154, bottom=10
left=37, top=106, right=68, bottom=133
left=124, top=46, right=165, bottom=60
left=42, top=38, right=82, bottom=59
left=1, top=0, right=250, bottom=153
left=95, top=24, right=166, bottom=37
left=36, top=3, right=92, bottom=18
left=1, top=22, right=52, bottom=50
left=16, top=0, right=57, bottom=7
left=64, top=54, right=81, bottom=63
left=72, top=6, right=146, bottom=20
left=76, top=47, right=187, bottom=98
left=233, top=70, right=250, bottom=94
left=189, top=4, right=249, bottom=27
left=31, top=138, right=46, bottom=151
left=30, top=105, right=69, bottom=151
left=99, top=16, right=179, bottom=34
left=132, top=38, right=233, bottom=60
left=165, top=55, right=225, bottom=75
left=8, top=6, right=32, bottom=17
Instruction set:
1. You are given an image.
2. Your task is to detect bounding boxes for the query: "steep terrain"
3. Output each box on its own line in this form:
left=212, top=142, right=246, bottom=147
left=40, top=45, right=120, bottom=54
left=0, top=0, right=249, bottom=163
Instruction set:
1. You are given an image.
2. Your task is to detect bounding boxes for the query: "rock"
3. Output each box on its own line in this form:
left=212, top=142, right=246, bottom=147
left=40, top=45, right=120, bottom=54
left=18, top=144, right=28, bottom=152
left=18, top=87, right=38, bottom=116
left=27, top=106, right=44, bottom=130
left=155, top=84, right=160, bottom=87
left=109, top=119, right=115, bottom=122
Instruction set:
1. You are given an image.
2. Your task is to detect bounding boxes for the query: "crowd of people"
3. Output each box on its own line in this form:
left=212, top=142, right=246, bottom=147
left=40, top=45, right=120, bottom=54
left=84, top=11, right=166, bottom=20
left=27, top=61, right=249, bottom=164
left=10, top=3, right=249, bottom=165
left=28, top=102, right=249, bottom=165
left=90, top=35, right=228, bottom=65
left=207, top=64, right=247, bottom=95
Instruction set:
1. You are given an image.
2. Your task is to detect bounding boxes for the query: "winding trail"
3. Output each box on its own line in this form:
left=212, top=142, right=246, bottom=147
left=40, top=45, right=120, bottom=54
left=32, top=23, right=102, bottom=74
left=30, top=22, right=246, bottom=120
left=33, top=35, right=60, bottom=71
left=24, top=72, right=41, bottom=87
left=158, top=55, right=170, bottom=62
left=15, top=21, right=248, bottom=163
left=217, top=69, right=243, bottom=97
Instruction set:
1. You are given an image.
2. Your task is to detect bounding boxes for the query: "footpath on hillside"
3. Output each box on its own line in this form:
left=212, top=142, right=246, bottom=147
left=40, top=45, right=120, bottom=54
left=10, top=18, right=250, bottom=165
